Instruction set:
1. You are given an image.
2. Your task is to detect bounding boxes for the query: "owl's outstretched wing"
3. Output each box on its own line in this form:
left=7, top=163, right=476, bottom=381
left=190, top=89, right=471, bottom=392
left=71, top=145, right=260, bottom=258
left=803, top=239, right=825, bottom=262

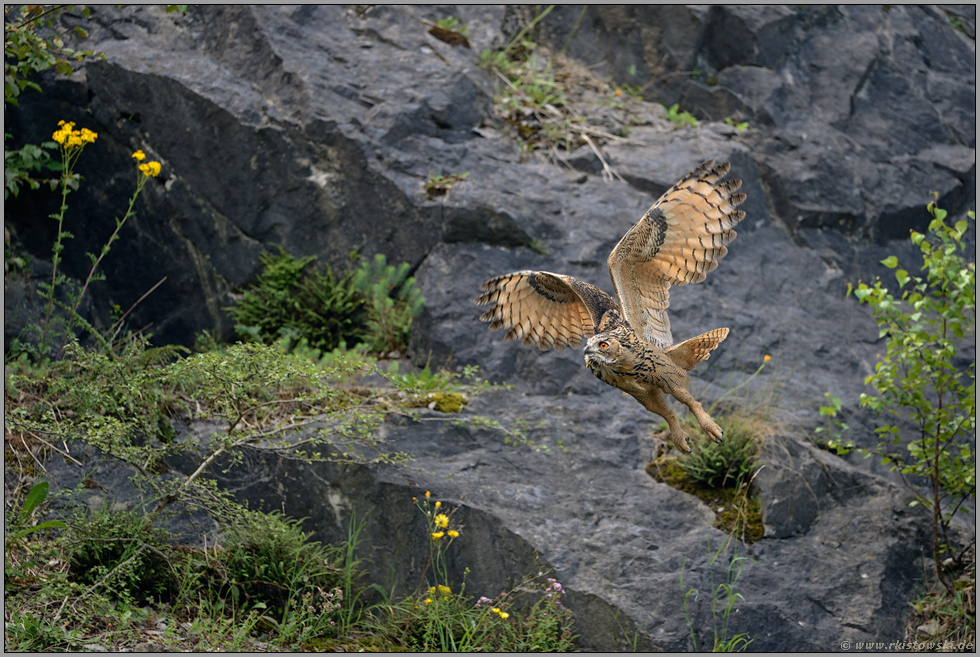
left=607, top=160, right=746, bottom=349
left=474, top=271, right=619, bottom=351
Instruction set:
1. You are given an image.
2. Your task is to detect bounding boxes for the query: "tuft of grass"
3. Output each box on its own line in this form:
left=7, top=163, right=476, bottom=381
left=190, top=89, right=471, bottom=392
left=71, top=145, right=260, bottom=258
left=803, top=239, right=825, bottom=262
left=663, top=103, right=700, bottom=128
left=723, top=117, right=749, bottom=132
left=424, top=172, right=470, bottom=199
left=903, top=546, right=975, bottom=650
left=646, top=355, right=778, bottom=543
left=427, top=16, right=470, bottom=48
left=679, top=412, right=760, bottom=490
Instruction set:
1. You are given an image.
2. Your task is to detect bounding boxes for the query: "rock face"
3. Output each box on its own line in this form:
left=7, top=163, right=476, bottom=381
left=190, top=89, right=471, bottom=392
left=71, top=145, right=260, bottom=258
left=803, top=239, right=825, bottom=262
left=5, top=4, right=975, bottom=651
left=539, top=4, right=976, bottom=242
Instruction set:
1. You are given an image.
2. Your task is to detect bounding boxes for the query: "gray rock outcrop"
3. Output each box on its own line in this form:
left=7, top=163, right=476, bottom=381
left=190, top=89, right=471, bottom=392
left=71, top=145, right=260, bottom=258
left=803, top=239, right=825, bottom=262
left=5, top=5, right=975, bottom=651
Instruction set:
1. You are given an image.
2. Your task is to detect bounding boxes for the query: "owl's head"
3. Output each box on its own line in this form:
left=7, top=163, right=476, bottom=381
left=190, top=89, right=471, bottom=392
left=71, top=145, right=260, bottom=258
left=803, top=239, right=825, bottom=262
left=583, top=331, right=627, bottom=371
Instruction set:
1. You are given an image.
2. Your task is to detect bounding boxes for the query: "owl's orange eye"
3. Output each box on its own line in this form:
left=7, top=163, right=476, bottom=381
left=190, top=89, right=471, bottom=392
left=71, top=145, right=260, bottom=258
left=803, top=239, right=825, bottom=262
left=599, top=341, right=609, bottom=350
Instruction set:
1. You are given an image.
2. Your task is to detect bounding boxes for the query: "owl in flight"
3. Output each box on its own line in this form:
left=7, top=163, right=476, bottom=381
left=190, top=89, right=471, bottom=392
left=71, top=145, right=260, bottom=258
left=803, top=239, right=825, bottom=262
left=475, top=160, right=746, bottom=453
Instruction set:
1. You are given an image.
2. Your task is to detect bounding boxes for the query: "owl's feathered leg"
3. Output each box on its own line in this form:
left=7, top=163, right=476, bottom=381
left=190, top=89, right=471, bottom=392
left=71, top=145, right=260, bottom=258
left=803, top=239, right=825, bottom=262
left=667, top=386, right=724, bottom=444
left=636, top=387, right=694, bottom=454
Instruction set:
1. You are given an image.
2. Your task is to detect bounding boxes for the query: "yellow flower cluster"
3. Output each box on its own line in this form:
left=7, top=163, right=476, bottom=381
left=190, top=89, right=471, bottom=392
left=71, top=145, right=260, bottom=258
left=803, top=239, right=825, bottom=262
left=52, top=120, right=98, bottom=148
left=491, top=607, right=510, bottom=620
left=417, top=492, right=461, bottom=541
left=132, top=151, right=161, bottom=177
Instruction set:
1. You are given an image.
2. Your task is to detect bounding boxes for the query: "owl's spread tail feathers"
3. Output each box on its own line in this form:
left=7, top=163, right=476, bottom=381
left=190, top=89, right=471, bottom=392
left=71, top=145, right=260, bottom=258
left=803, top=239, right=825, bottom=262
left=664, top=328, right=729, bottom=371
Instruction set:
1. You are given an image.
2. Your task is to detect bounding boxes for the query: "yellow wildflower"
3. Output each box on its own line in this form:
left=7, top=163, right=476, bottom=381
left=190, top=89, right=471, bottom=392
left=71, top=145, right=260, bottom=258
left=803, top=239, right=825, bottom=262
left=52, top=128, right=67, bottom=144
left=434, top=513, right=449, bottom=528
left=447, top=529, right=459, bottom=538
left=764, top=354, right=771, bottom=362
left=434, top=501, right=441, bottom=508
left=431, top=531, right=444, bottom=539
left=424, top=598, right=432, bottom=604
left=615, top=88, right=622, bottom=96
left=79, top=128, right=97, bottom=143
left=425, top=491, right=430, bottom=498
left=139, top=161, right=162, bottom=178
left=438, top=585, right=451, bottom=595
left=492, top=608, right=500, bottom=614
left=500, top=611, right=509, bottom=619
left=132, top=150, right=146, bottom=161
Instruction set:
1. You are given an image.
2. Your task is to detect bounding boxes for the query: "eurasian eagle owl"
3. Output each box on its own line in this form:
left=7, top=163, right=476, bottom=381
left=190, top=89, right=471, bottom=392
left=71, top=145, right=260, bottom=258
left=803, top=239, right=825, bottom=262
left=475, top=160, right=746, bottom=453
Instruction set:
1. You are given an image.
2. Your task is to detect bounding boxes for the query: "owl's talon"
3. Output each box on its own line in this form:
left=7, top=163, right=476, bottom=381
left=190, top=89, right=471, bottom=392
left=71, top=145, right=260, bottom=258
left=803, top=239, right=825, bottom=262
left=701, top=420, right=724, bottom=443
left=671, top=431, right=693, bottom=454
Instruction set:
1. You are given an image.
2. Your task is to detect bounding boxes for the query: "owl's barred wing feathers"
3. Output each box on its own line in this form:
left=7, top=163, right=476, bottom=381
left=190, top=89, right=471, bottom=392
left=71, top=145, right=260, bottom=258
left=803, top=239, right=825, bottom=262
left=474, top=271, right=618, bottom=351
left=607, top=160, right=747, bottom=349
left=665, top=328, right=729, bottom=371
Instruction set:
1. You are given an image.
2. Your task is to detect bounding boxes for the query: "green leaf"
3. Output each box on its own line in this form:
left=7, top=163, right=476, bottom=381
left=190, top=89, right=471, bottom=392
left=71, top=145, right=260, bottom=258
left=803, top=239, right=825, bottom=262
left=881, top=255, right=898, bottom=269
left=22, top=481, right=50, bottom=517
left=895, top=269, right=909, bottom=287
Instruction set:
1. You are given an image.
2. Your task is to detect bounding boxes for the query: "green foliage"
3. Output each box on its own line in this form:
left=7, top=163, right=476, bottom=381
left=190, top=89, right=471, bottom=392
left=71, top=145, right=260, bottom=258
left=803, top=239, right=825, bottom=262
left=351, top=253, right=425, bottom=354
left=5, top=118, right=164, bottom=362
left=724, top=117, right=749, bottom=132
left=4, top=136, right=58, bottom=199
left=63, top=500, right=176, bottom=603
left=813, top=392, right=855, bottom=455
left=4, top=611, right=82, bottom=652
left=226, top=247, right=365, bottom=353
left=210, top=508, right=344, bottom=628
left=478, top=5, right=595, bottom=158
left=844, top=200, right=975, bottom=591
left=815, top=202, right=973, bottom=646
left=682, top=537, right=754, bottom=652
left=663, top=103, right=701, bottom=128
left=424, top=171, right=469, bottom=198
left=434, top=16, right=468, bottom=36
left=4, top=5, right=96, bottom=107
left=227, top=249, right=423, bottom=356
left=679, top=416, right=760, bottom=489
left=374, top=493, right=576, bottom=652
left=426, top=16, right=470, bottom=48
left=947, top=14, right=967, bottom=34
left=4, top=481, right=67, bottom=549
left=4, top=5, right=99, bottom=208
left=905, top=550, right=976, bottom=649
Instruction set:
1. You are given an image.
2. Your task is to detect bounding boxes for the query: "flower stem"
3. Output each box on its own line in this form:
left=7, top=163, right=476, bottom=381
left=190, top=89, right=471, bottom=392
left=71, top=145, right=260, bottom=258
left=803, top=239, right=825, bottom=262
left=61, top=174, right=148, bottom=355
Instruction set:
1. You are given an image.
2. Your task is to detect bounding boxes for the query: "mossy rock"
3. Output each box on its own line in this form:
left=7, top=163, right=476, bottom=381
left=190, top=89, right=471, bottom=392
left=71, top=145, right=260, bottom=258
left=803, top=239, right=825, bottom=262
left=646, top=453, right=764, bottom=544
left=425, top=392, right=466, bottom=413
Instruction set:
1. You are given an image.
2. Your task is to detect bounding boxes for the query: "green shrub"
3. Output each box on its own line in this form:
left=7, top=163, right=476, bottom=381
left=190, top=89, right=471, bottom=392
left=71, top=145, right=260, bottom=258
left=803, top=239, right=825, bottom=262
left=64, top=500, right=177, bottom=603
left=351, top=253, right=424, bottom=354
left=227, top=249, right=423, bottom=355
left=226, top=247, right=365, bottom=353
left=845, top=200, right=975, bottom=592
left=210, top=509, right=344, bottom=622
left=679, top=414, right=760, bottom=489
